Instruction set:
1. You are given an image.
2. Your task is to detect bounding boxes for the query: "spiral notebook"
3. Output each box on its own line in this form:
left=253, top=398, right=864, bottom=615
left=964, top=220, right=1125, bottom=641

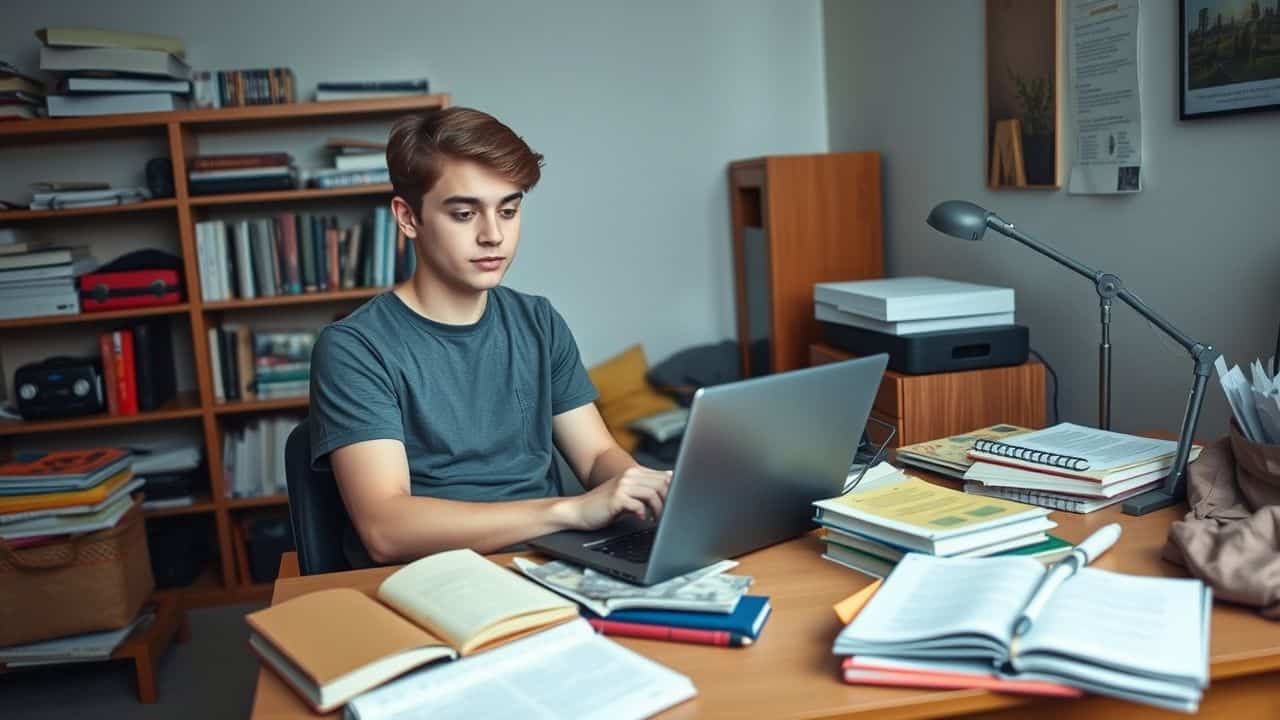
left=967, top=423, right=1180, bottom=482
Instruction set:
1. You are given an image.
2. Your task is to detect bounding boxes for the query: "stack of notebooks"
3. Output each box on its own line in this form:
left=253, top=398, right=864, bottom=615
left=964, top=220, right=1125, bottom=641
left=513, top=557, right=771, bottom=647
left=27, top=181, right=151, bottom=211
left=0, top=242, right=96, bottom=320
left=962, top=423, right=1201, bottom=513
left=0, top=60, right=46, bottom=121
left=247, top=548, right=696, bottom=717
left=193, top=209, right=407, bottom=302
left=308, top=137, right=389, bottom=188
left=832, top=553, right=1211, bottom=712
left=36, top=27, right=190, bottom=117
left=188, top=153, right=297, bottom=196
left=812, top=466, right=1067, bottom=578
left=0, top=449, right=138, bottom=542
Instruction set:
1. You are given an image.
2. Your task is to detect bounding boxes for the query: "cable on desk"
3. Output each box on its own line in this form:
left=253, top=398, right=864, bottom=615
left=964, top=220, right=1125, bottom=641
left=1028, top=348, right=1059, bottom=426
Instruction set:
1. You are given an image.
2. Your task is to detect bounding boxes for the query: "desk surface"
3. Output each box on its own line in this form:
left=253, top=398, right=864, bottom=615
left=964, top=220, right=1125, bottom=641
left=250, top=483, right=1280, bottom=720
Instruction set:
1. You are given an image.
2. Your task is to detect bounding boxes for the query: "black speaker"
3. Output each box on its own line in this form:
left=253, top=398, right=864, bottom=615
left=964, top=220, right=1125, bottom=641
left=145, top=157, right=174, bottom=198
left=822, top=323, right=1030, bottom=375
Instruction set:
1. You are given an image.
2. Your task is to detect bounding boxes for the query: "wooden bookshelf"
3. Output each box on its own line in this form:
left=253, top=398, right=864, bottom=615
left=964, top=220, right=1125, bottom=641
left=0, top=94, right=451, bottom=606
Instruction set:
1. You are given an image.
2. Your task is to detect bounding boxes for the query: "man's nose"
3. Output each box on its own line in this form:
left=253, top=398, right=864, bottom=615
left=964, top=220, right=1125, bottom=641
left=478, top=212, right=503, bottom=246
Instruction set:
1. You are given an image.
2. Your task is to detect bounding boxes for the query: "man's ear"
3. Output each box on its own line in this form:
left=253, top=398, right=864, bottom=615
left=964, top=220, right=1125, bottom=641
left=390, top=196, right=420, bottom=238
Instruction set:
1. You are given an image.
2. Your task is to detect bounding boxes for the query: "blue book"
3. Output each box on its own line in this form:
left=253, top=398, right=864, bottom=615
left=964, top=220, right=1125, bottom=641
left=594, top=596, right=772, bottom=639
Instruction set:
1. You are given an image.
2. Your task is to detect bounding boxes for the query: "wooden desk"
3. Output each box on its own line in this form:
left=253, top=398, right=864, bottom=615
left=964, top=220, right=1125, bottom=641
left=252, top=491, right=1280, bottom=719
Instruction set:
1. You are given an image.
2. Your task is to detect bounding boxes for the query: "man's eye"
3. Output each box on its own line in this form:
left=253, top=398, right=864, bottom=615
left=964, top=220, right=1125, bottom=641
left=499, top=208, right=519, bottom=219
left=451, top=211, right=474, bottom=222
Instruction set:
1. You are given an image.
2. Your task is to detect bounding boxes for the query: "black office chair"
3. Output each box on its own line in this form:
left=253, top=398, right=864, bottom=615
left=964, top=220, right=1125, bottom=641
left=284, top=419, right=354, bottom=575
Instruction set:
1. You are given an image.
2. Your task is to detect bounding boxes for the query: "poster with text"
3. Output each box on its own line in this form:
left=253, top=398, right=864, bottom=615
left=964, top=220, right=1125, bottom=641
left=1068, top=0, right=1143, bottom=194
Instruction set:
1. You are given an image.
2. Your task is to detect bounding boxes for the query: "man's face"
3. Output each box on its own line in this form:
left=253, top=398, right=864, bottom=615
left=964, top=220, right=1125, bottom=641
left=407, top=158, right=524, bottom=294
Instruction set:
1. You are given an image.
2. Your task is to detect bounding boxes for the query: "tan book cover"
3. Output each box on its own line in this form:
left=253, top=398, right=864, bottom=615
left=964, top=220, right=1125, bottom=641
left=896, top=424, right=1031, bottom=477
left=35, top=27, right=185, bottom=57
left=245, top=549, right=577, bottom=712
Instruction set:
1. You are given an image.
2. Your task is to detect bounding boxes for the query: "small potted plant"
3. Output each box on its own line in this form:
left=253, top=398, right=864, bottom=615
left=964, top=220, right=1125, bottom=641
left=1008, top=68, right=1054, bottom=185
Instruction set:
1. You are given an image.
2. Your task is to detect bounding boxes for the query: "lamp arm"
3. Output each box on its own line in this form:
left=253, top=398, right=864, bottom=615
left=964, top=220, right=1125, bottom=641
left=984, top=216, right=1098, bottom=282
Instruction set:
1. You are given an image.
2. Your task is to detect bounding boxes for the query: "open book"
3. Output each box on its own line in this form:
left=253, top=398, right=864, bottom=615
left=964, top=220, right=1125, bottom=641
left=245, top=549, right=578, bottom=712
left=833, top=553, right=1211, bottom=712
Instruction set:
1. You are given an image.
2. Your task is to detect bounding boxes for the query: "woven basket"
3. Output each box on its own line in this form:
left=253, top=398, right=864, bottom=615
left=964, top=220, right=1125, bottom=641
left=0, top=503, right=155, bottom=647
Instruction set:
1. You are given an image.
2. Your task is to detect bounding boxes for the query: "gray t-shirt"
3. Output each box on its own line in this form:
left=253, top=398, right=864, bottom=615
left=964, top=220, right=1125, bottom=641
left=309, top=287, right=598, bottom=503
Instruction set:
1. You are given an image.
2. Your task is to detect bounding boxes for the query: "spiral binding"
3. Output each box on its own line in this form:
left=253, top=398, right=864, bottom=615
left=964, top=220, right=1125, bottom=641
left=972, top=439, right=1090, bottom=471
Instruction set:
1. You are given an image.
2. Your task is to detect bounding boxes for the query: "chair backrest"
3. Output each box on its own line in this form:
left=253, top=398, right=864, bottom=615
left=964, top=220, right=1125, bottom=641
left=284, top=419, right=353, bottom=575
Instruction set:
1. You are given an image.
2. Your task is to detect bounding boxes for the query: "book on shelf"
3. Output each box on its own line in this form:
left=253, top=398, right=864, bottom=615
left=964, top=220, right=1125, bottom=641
left=35, top=27, right=185, bottom=57
left=29, top=187, right=150, bottom=210
left=58, top=76, right=190, bottom=94
left=45, top=92, right=182, bottom=117
left=39, top=46, right=191, bottom=80
left=188, top=173, right=296, bottom=195
left=245, top=548, right=580, bottom=712
left=306, top=167, right=390, bottom=188
left=131, top=319, right=176, bottom=411
left=188, top=153, right=293, bottom=171
left=0, top=257, right=98, bottom=284
left=0, top=288, right=78, bottom=319
left=0, top=247, right=90, bottom=272
left=187, top=165, right=293, bottom=182
left=832, top=553, right=1211, bottom=712
left=812, top=473, right=1054, bottom=557
left=223, top=415, right=301, bottom=498
left=895, top=424, right=1032, bottom=479
left=313, top=78, right=429, bottom=102
left=513, top=557, right=750, bottom=616
left=333, top=153, right=388, bottom=171
left=104, top=328, right=139, bottom=415
left=0, top=61, right=46, bottom=96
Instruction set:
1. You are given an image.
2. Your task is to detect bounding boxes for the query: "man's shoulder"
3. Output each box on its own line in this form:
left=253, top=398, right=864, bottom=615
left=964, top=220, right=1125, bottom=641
left=491, top=285, right=558, bottom=330
left=327, top=292, right=398, bottom=336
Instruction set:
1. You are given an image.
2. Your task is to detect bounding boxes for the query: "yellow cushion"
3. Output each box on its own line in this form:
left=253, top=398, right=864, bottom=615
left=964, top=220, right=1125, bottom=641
left=588, top=345, right=677, bottom=452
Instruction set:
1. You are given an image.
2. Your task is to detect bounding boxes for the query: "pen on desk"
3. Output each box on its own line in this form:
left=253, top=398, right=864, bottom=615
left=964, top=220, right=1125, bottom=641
left=1011, top=522, right=1122, bottom=640
left=586, top=618, right=752, bottom=647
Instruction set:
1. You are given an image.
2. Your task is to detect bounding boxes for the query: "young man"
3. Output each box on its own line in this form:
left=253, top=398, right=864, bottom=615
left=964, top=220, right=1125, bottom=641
left=309, top=107, right=670, bottom=566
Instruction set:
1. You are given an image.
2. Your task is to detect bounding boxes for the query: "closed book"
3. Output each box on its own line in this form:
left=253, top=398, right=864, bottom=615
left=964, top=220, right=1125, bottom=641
left=333, top=153, right=387, bottom=171
left=0, top=468, right=136, bottom=515
left=814, top=277, right=1015, bottom=322
left=0, top=76, right=46, bottom=95
left=0, top=263, right=84, bottom=284
left=315, top=79, right=428, bottom=92
left=597, top=596, right=771, bottom=639
left=245, top=549, right=577, bottom=713
left=187, top=174, right=295, bottom=195
left=0, top=494, right=136, bottom=541
left=208, top=327, right=225, bottom=402
left=325, top=225, right=340, bottom=291
left=0, top=448, right=131, bottom=486
left=236, top=327, right=255, bottom=400
left=131, top=320, right=175, bottom=411
left=220, top=327, right=239, bottom=401
left=963, top=479, right=1162, bottom=512
left=98, top=331, right=120, bottom=415
left=250, top=220, right=277, bottom=297
left=45, top=92, right=179, bottom=117
left=60, top=76, right=189, bottom=94
left=278, top=212, right=301, bottom=294
left=966, top=422, right=1199, bottom=484
left=0, top=290, right=79, bottom=319
left=189, top=153, right=292, bottom=171
left=311, top=215, right=327, bottom=291
left=232, top=222, right=255, bottom=299
left=314, top=89, right=426, bottom=102
left=0, top=247, right=87, bottom=271
left=341, top=222, right=362, bottom=289
left=35, top=27, right=185, bottom=57
left=188, top=165, right=292, bottom=181
left=39, top=46, right=191, bottom=79
left=297, top=213, right=316, bottom=292
left=112, top=329, right=139, bottom=415
left=841, top=656, right=1082, bottom=698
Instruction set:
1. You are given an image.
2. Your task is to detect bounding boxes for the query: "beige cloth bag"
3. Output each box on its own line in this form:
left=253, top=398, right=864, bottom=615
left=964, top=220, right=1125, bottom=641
left=1163, top=422, right=1280, bottom=619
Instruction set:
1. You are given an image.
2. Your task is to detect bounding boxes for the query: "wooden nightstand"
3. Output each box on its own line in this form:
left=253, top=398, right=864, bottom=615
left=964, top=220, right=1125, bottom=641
left=809, top=343, right=1047, bottom=447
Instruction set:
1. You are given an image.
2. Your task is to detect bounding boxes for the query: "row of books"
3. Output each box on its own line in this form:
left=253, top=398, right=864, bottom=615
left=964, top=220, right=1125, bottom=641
left=194, top=209, right=411, bottom=302
left=896, top=423, right=1196, bottom=513
left=0, top=238, right=97, bottom=320
left=208, top=326, right=316, bottom=403
left=96, top=320, right=177, bottom=415
left=222, top=415, right=301, bottom=499
left=0, top=60, right=44, bottom=121
left=812, top=464, right=1069, bottom=579
left=192, top=68, right=296, bottom=108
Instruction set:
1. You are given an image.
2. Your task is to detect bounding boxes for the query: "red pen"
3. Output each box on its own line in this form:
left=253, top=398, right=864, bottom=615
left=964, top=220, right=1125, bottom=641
left=586, top=618, right=752, bottom=647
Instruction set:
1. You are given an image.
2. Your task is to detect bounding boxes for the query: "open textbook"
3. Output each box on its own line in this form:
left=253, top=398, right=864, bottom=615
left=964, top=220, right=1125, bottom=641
left=833, top=553, right=1211, bottom=712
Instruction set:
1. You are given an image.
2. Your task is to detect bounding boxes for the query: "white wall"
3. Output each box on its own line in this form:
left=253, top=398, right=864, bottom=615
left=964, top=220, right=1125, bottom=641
left=1, top=0, right=829, bottom=370
left=824, top=0, right=1279, bottom=437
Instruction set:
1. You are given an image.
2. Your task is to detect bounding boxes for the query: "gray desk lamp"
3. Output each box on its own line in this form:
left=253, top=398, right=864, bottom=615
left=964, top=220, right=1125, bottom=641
left=925, top=200, right=1217, bottom=515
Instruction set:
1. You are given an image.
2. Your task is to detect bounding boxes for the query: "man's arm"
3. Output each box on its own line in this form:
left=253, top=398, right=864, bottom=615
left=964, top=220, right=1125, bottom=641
left=552, top=402, right=672, bottom=516
left=331, top=422, right=669, bottom=564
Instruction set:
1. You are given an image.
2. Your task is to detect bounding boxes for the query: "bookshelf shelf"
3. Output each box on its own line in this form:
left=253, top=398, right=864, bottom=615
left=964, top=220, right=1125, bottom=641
left=0, top=303, right=190, bottom=331
left=0, top=198, right=178, bottom=223
left=202, top=287, right=383, bottom=311
left=0, top=391, right=204, bottom=437
left=213, top=396, right=308, bottom=416
left=0, top=93, right=451, bottom=608
left=188, top=183, right=392, bottom=207
left=226, top=494, right=289, bottom=509
left=144, top=494, right=216, bottom=518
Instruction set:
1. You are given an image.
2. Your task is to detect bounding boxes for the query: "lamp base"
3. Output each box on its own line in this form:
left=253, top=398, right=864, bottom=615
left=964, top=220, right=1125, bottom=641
left=1121, top=488, right=1181, bottom=516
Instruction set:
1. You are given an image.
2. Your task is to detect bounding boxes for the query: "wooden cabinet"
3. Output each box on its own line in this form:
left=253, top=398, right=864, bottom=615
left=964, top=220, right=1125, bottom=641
left=728, top=153, right=883, bottom=377
left=809, top=343, right=1047, bottom=448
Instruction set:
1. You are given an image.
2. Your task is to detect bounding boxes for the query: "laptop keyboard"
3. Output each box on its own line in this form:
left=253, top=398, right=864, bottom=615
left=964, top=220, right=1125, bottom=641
left=589, top=528, right=656, bottom=564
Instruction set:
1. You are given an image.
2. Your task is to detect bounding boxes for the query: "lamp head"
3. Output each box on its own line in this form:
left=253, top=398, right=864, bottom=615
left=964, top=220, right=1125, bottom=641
left=926, top=200, right=994, bottom=242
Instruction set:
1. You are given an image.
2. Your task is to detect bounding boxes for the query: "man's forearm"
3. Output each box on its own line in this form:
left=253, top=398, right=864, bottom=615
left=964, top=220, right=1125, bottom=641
left=357, top=494, right=581, bottom=563
left=584, top=445, right=639, bottom=490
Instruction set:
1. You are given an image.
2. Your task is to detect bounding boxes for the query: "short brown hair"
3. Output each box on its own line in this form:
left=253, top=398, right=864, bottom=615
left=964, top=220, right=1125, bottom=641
left=387, top=107, right=544, bottom=218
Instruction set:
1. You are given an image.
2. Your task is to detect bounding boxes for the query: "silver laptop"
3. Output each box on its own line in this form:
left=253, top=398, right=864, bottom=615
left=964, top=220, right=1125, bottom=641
left=528, top=354, right=887, bottom=585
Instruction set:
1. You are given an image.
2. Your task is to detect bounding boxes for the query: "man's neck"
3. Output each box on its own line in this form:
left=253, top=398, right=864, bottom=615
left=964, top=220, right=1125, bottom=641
left=394, top=272, right=488, bottom=325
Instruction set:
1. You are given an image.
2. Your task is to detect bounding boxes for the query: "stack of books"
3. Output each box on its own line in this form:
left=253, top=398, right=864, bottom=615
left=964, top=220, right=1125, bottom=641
left=812, top=466, right=1066, bottom=578
left=96, top=319, right=177, bottom=415
left=0, top=241, right=97, bottom=320
left=191, top=68, right=296, bottom=108
left=962, top=423, right=1202, bottom=513
left=36, top=27, right=190, bottom=117
left=0, top=609, right=153, bottom=668
left=313, top=78, right=429, bottom=102
left=307, top=136, right=389, bottom=188
left=895, top=424, right=1032, bottom=479
left=0, top=60, right=46, bottom=120
left=222, top=415, right=302, bottom=498
left=187, top=153, right=297, bottom=196
left=130, top=442, right=203, bottom=511
left=193, top=208, right=407, bottom=302
left=27, top=181, right=151, bottom=211
left=513, top=557, right=771, bottom=647
left=0, top=448, right=138, bottom=543
left=206, top=325, right=315, bottom=403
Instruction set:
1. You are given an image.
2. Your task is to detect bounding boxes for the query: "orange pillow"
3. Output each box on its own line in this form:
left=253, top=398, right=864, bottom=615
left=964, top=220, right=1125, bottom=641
left=587, top=345, right=677, bottom=452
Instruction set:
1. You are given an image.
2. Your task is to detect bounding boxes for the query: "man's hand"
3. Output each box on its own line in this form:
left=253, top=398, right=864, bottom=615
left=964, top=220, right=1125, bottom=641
left=566, top=466, right=672, bottom=530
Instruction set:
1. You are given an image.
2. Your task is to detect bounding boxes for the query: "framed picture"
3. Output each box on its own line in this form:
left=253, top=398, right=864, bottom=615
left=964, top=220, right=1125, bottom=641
left=986, top=0, right=1062, bottom=189
left=1181, top=0, right=1280, bottom=119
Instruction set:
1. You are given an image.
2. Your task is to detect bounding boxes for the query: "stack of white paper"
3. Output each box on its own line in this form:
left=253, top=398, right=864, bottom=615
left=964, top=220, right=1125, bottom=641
left=1215, top=356, right=1280, bottom=445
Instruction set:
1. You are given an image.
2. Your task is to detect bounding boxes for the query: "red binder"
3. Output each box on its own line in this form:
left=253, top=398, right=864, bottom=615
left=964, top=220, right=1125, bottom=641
left=79, top=269, right=183, bottom=311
